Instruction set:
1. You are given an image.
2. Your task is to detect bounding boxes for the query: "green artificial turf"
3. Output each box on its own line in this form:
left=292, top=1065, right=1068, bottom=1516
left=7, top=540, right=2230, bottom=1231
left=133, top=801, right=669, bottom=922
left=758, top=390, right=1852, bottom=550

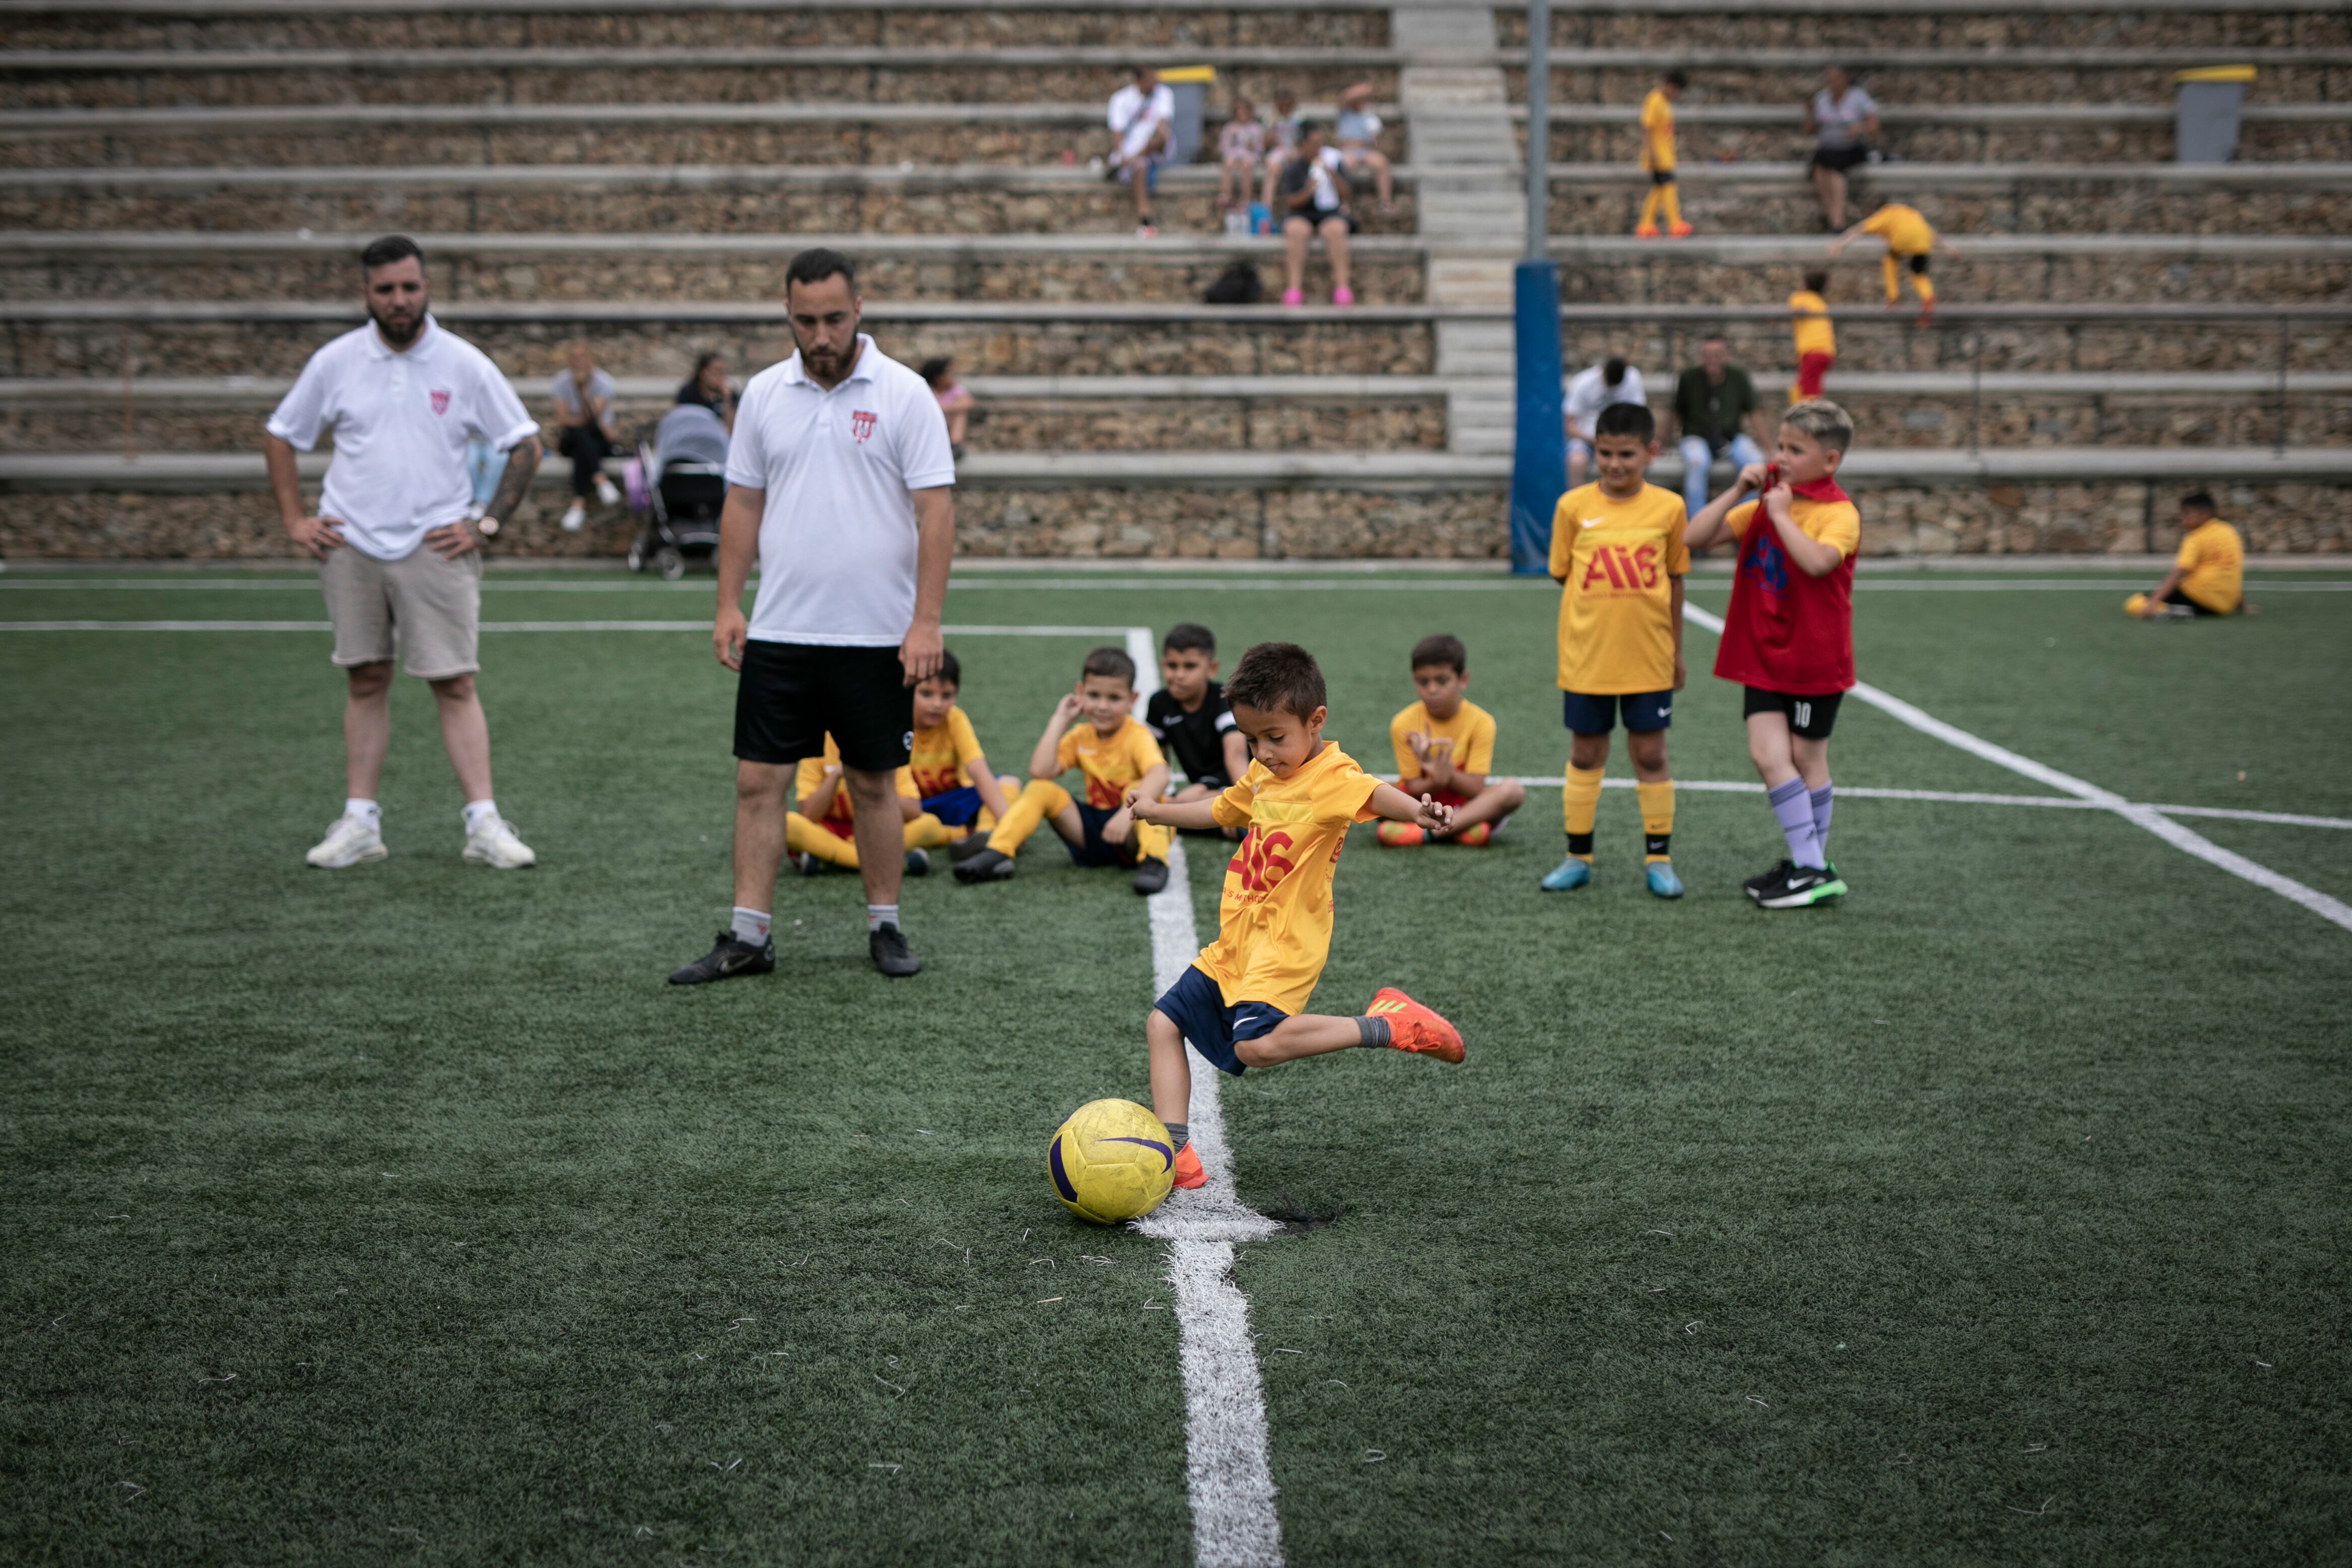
left=3, top=568, right=2348, bottom=1564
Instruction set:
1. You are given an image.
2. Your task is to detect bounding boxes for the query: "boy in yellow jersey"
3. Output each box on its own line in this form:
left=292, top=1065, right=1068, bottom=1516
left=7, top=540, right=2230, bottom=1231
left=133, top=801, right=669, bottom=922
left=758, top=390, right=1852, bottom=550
left=1539, top=401, right=1690, bottom=898
left=900, top=649, right=1026, bottom=868
left=1127, top=642, right=1465, bottom=1190
left=2128, top=490, right=2248, bottom=618
left=1635, top=68, right=1693, bottom=239
left=785, top=733, right=942, bottom=877
left=1378, top=633, right=1527, bottom=847
left=954, top=644, right=1174, bottom=894
left=1789, top=268, right=1836, bottom=403
left=1829, top=200, right=1959, bottom=322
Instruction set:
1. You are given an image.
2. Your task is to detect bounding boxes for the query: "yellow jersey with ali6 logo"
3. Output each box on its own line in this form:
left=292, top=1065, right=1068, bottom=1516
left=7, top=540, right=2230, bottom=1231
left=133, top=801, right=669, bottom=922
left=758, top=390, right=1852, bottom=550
left=908, top=704, right=988, bottom=799
left=1054, top=714, right=1166, bottom=809
left=1199, top=743, right=1384, bottom=1014
left=1548, top=481, right=1691, bottom=695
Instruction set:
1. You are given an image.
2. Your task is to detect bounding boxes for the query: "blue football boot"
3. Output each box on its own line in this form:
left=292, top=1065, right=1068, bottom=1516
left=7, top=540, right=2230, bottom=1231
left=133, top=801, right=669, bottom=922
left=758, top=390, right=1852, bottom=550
left=1644, top=861, right=1686, bottom=900
left=1540, top=856, right=1593, bottom=892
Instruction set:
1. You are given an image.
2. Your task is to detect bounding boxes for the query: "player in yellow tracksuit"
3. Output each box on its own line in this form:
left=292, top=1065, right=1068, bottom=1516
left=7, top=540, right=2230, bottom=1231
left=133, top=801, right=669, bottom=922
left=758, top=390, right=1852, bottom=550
left=1635, top=69, right=1692, bottom=239
left=1830, top=200, right=1960, bottom=320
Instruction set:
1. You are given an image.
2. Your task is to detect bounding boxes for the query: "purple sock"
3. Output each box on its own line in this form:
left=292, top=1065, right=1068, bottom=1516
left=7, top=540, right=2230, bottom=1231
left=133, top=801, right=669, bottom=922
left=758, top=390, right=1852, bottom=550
left=1769, top=778, right=1825, bottom=869
left=1810, top=782, right=1834, bottom=861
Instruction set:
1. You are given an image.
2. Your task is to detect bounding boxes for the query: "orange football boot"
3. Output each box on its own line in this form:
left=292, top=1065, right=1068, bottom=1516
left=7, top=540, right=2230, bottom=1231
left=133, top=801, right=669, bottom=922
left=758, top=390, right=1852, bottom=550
left=1376, top=821, right=1426, bottom=847
left=1366, top=987, right=1465, bottom=1063
left=1171, top=1142, right=1208, bottom=1189
left=1633, top=223, right=1661, bottom=240
left=1667, top=220, right=1695, bottom=239
left=1451, top=821, right=1492, bottom=847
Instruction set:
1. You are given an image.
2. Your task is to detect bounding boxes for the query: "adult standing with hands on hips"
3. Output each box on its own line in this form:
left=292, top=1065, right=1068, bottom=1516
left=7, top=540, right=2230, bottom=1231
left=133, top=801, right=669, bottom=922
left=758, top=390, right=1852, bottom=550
left=669, top=248, right=957, bottom=986
left=264, top=234, right=543, bottom=874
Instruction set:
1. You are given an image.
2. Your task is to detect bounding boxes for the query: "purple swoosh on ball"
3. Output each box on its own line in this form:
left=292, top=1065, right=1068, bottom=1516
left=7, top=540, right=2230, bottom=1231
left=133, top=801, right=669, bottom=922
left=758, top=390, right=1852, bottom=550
left=1103, top=1136, right=1173, bottom=1171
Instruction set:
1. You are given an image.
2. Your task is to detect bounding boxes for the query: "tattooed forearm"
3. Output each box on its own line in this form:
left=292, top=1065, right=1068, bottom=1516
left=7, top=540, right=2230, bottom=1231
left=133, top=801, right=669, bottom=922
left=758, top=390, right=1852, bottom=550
left=484, top=437, right=542, bottom=527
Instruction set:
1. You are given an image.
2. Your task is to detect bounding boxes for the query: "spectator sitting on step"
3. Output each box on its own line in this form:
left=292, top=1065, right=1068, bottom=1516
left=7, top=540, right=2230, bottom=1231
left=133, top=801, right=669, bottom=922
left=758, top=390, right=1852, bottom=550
left=1218, top=97, right=1266, bottom=213
left=1563, top=356, right=1647, bottom=487
left=1275, top=121, right=1357, bottom=309
left=1802, top=65, right=1881, bottom=233
left=1259, top=88, right=1303, bottom=211
left=676, top=351, right=736, bottom=431
left=1107, top=64, right=1177, bottom=239
left=1333, top=82, right=1396, bottom=217
left=921, top=356, right=973, bottom=461
left=550, top=339, right=621, bottom=533
left=1665, top=336, right=1770, bottom=517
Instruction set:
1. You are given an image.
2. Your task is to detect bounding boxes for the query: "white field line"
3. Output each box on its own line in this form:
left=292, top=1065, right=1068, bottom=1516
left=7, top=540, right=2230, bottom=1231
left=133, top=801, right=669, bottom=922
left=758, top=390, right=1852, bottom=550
left=1487, top=777, right=2352, bottom=832
left=1682, top=602, right=2352, bottom=932
left=1124, top=624, right=1287, bottom=1568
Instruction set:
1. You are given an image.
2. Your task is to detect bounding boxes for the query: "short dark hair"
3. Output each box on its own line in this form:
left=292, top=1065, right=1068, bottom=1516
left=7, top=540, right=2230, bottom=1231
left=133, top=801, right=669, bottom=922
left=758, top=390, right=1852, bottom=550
left=918, top=356, right=953, bottom=386
left=1602, top=356, right=1629, bottom=387
left=360, top=234, right=423, bottom=273
left=1802, top=268, right=1830, bottom=293
left=1295, top=118, right=1323, bottom=139
left=1595, top=401, right=1656, bottom=444
left=1162, top=622, right=1216, bottom=656
left=1663, top=68, right=1690, bottom=89
left=1081, top=645, right=1137, bottom=688
left=785, top=247, right=856, bottom=295
left=1226, top=642, right=1326, bottom=721
left=1409, top=633, right=1467, bottom=675
left=2180, top=489, right=2216, bottom=515
left=928, top=648, right=961, bottom=689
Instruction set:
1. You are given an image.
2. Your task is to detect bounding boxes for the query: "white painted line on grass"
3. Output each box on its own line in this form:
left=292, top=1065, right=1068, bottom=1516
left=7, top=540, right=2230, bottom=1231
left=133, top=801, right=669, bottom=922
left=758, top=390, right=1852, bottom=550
left=1491, top=777, right=2352, bottom=831
left=1683, top=602, right=2352, bottom=932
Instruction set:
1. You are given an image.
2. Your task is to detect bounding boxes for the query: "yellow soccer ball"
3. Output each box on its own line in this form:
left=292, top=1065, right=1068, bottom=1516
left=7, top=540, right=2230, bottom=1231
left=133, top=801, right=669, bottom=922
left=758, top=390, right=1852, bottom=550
left=1048, top=1099, right=1176, bottom=1224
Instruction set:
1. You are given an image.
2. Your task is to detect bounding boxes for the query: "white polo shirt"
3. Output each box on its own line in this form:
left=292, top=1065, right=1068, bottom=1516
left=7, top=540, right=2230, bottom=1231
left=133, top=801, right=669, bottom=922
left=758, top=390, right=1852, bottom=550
left=725, top=335, right=955, bottom=647
left=265, top=314, right=537, bottom=561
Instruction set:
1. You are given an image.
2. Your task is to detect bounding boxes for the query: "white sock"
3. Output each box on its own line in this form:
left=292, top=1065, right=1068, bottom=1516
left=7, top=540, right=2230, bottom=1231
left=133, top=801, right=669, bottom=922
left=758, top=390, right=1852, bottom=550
left=344, top=797, right=380, bottom=826
left=867, top=904, right=899, bottom=933
left=731, top=907, right=771, bottom=944
left=462, top=798, right=500, bottom=834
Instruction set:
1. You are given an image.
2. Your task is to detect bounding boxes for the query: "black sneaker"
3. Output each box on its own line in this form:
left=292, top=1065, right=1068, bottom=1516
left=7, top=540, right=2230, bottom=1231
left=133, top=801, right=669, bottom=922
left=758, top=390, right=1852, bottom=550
left=668, top=930, right=775, bottom=985
left=948, top=833, right=995, bottom=864
left=953, top=846, right=1016, bottom=883
left=1755, top=863, right=1848, bottom=910
left=793, top=850, right=823, bottom=876
left=1742, top=859, right=1792, bottom=902
left=869, top=923, right=921, bottom=977
left=903, top=847, right=931, bottom=878
left=1131, top=856, right=1170, bottom=896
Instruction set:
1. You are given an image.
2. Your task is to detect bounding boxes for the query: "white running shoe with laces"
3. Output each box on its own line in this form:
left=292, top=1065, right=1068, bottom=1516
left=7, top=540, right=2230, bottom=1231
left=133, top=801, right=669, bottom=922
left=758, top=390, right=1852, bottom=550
left=306, top=813, right=387, bottom=869
left=462, top=816, right=537, bottom=868
left=560, top=500, right=587, bottom=532
left=594, top=474, right=621, bottom=507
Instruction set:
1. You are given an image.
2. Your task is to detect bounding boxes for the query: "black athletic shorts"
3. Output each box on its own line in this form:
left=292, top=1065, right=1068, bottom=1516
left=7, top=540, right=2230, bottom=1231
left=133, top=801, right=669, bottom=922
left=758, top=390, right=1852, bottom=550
left=1650, top=168, right=1677, bottom=186
left=1907, top=254, right=1931, bottom=276
left=1810, top=144, right=1871, bottom=174
left=1743, top=686, right=1844, bottom=740
left=2160, top=584, right=2225, bottom=617
left=733, top=640, right=913, bottom=771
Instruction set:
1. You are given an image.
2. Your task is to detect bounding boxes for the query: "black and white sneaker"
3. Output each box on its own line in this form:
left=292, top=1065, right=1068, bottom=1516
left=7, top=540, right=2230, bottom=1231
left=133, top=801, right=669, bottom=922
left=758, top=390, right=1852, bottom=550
left=1754, top=863, right=1848, bottom=910
left=869, top=923, right=921, bottom=977
left=1131, top=856, right=1170, bottom=896
left=903, top=847, right=931, bottom=878
left=793, top=850, right=824, bottom=876
left=953, top=847, right=1017, bottom=883
left=948, top=833, right=994, bottom=865
left=1743, top=860, right=1792, bottom=902
left=668, top=930, right=776, bottom=985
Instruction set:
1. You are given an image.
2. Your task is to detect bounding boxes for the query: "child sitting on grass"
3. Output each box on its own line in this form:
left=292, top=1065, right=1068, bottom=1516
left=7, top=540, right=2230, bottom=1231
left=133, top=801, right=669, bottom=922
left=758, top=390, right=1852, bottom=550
left=1145, top=623, right=1252, bottom=836
left=1380, top=633, right=1526, bottom=846
left=1685, top=398, right=1861, bottom=909
left=953, top=645, right=1172, bottom=895
left=1126, top=641, right=1466, bottom=1191
left=903, top=650, right=1025, bottom=869
left=786, top=734, right=943, bottom=878
left=2128, top=490, right=2247, bottom=619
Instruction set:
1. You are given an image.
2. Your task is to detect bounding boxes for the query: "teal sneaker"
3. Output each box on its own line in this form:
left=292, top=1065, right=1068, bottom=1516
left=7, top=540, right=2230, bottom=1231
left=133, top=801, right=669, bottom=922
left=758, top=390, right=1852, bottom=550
left=1540, top=856, right=1593, bottom=892
left=1644, top=861, right=1685, bottom=899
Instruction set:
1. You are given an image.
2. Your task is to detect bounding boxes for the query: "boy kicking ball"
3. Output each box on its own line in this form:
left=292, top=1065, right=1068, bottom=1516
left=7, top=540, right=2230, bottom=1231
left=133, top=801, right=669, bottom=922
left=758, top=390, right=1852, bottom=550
left=1686, top=399, right=1860, bottom=909
left=1126, top=642, right=1465, bottom=1191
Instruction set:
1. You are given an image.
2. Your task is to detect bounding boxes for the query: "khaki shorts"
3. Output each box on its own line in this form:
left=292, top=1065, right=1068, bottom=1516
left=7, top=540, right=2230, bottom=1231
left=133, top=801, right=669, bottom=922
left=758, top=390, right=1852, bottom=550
left=319, top=540, right=482, bottom=678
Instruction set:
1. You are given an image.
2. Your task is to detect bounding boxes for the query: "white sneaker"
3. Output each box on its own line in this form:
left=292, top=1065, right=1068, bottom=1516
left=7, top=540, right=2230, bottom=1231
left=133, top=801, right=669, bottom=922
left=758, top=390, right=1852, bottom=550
left=594, top=475, right=620, bottom=507
left=560, top=500, right=586, bottom=532
left=462, top=816, right=537, bottom=869
left=306, top=813, right=386, bottom=869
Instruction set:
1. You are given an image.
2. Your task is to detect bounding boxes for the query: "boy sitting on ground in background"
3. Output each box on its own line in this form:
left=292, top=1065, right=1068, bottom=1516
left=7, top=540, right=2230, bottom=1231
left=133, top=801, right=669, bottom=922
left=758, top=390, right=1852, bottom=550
left=903, top=650, right=1024, bottom=867
left=954, top=645, right=1173, bottom=894
left=1126, top=641, right=1466, bottom=1191
left=1686, top=398, right=1861, bottom=910
left=2128, top=490, right=2247, bottom=619
left=1540, top=400, right=1690, bottom=899
left=1380, top=633, right=1526, bottom=847
left=786, top=734, right=943, bottom=878
left=1145, top=623, right=1251, bottom=835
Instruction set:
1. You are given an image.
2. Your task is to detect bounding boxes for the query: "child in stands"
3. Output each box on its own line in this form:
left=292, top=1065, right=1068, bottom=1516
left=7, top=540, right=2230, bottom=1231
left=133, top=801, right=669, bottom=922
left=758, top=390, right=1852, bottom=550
left=1789, top=269, right=1836, bottom=403
left=1381, top=634, right=1525, bottom=847
left=1685, top=399, right=1862, bottom=909
left=1830, top=200, right=1960, bottom=322
left=954, top=645, right=1172, bottom=894
left=1218, top=98, right=1267, bottom=213
left=1636, top=69, right=1693, bottom=239
left=1126, top=641, right=1465, bottom=1191
left=1539, top=400, right=1690, bottom=898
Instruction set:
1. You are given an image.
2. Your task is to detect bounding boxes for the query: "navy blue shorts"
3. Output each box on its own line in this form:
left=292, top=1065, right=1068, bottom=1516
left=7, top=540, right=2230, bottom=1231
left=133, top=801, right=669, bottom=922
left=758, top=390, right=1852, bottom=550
left=1563, top=689, right=1673, bottom=735
left=921, top=785, right=983, bottom=829
left=1154, top=965, right=1286, bottom=1076
left=1066, top=801, right=1141, bottom=868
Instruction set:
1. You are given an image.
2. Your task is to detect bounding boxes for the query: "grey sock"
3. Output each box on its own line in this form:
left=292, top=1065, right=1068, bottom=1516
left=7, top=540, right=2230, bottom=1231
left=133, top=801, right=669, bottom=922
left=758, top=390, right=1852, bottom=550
left=1165, top=1121, right=1189, bottom=1152
left=1356, top=1016, right=1391, bottom=1049
left=866, top=904, right=898, bottom=933
left=730, top=907, right=771, bottom=945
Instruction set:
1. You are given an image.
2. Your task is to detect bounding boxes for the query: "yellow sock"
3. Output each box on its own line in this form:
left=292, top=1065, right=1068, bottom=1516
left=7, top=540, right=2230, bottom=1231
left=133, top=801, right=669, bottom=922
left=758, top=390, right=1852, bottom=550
left=1658, top=180, right=1682, bottom=229
left=904, top=813, right=951, bottom=851
left=786, top=812, right=860, bottom=870
left=1130, top=816, right=1171, bottom=863
left=1636, top=780, right=1675, bottom=863
left=1562, top=763, right=1603, bottom=860
left=1637, top=185, right=1663, bottom=230
left=1912, top=271, right=1936, bottom=309
left=986, top=778, right=1070, bottom=856
left=1880, top=253, right=1900, bottom=304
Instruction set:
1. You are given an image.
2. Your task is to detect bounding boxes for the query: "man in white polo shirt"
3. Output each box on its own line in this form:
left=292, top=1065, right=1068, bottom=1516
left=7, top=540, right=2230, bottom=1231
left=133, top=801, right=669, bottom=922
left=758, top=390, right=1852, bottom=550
left=263, top=234, right=544, bottom=872
left=669, top=248, right=956, bottom=985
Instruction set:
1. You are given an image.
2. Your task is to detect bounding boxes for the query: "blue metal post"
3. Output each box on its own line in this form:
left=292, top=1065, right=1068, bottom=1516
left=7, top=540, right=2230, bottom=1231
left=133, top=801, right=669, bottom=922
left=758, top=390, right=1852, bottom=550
left=1509, top=259, right=1565, bottom=575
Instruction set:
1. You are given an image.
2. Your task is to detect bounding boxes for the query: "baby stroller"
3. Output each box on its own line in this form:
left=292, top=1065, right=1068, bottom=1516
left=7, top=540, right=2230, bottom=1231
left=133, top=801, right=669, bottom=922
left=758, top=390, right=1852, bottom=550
left=626, top=404, right=728, bottom=580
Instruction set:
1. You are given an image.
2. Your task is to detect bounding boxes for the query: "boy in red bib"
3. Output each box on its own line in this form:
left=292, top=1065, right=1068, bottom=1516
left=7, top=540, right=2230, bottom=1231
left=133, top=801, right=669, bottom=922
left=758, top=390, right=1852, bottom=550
left=1685, top=399, right=1860, bottom=909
